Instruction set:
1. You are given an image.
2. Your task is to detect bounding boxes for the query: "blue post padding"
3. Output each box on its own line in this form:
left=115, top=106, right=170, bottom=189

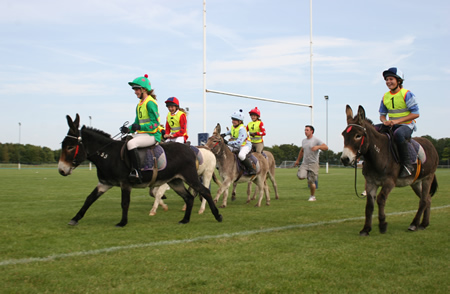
left=198, top=133, right=209, bottom=146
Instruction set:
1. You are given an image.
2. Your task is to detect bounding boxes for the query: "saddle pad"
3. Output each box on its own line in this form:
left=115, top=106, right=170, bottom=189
left=236, top=153, right=260, bottom=176
left=138, top=145, right=167, bottom=171
left=261, top=151, right=268, bottom=159
left=408, top=140, right=426, bottom=164
left=190, top=145, right=204, bottom=166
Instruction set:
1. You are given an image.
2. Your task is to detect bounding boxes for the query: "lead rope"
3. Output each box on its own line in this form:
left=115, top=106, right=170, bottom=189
left=353, top=133, right=366, bottom=199
left=354, top=162, right=366, bottom=199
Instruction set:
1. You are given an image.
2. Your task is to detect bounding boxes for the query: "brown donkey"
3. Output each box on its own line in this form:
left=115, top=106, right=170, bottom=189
left=231, top=150, right=279, bottom=202
left=206, top=123, right=270, bottom=207
left=340, top=105, right=438, bottom=236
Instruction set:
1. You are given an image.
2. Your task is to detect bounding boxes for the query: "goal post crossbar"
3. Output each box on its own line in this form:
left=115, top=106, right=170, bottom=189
left=206, top=89, right=312, bottom=108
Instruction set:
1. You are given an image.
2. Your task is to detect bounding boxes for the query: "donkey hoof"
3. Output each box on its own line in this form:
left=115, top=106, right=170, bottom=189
left=359, top=231, right=369, bottom=237
left=216, top=214, right=223, bottom=222
left=379, top=222, right=388, bottom=234
left=408, top=225, right=417, bottom=231
left=178, top=219, right=190, bottom=224
left=68, top=220, right=78, bottom=226
left=115, top=222, right=127, bottom=227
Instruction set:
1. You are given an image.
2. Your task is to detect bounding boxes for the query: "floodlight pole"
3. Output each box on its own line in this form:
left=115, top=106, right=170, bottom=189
left=89, top=116, right=92, bottom=171
left=18, top=122, right=21, bottom=170
left=324, top=95, right=329, bottom=174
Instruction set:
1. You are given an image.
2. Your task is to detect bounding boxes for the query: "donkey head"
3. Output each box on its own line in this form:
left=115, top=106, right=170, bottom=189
left=59, top=114, right=84, bottom=176
left=341, top=105, right=368, bottom=166
left=213, top=123, right=221, bottom=135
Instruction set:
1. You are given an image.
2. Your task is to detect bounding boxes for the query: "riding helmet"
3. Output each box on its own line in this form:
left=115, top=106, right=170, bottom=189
left=231, top=109, right=245, bottom=122
left=128, top=74, right=152, bottom=91
left=165, top=97, right=180, bottom=107
left=382, top=67, right=404, bottom=81
left=249, top=107, right=261, bottom=117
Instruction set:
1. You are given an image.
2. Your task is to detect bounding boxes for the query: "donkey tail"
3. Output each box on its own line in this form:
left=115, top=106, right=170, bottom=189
left=212, top=172, right=223, bottom=187
left=430, top=174, right=438, bottom=197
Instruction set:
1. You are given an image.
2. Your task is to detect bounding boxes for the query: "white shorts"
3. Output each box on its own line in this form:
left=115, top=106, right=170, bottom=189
left=127, top=133, right=156, bottom=150
left=166, top=136, right=185, bottom=143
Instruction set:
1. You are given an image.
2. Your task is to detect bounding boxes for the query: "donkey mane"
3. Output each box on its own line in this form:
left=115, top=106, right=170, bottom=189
left=82, top=126, right=112, bottom=138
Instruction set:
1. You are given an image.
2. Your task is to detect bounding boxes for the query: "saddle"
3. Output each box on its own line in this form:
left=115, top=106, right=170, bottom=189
left=120, top=141, right=204, bottom=171
left=378, top=127, right=426, bottom=164
left=251, top=146, right=268, bottom=159
left=234, top=153, right=260, bottom=176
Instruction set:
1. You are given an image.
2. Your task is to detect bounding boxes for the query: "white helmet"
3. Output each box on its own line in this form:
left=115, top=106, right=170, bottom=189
left=231, top=109, right=245, bottom=122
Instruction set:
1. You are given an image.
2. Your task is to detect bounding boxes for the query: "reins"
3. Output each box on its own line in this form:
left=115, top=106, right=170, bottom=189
left=65, top=124, right=127, bottom=166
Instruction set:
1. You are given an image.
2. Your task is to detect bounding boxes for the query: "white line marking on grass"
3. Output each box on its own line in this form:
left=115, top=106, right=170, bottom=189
left=1, top=205, right=449, bottom=267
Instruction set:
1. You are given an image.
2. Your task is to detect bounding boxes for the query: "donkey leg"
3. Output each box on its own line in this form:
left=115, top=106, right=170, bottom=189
left=69, top=183, right=112, bottom=226
left=149, top=186, right=168, bottom=216
left=247, top=181, right=253, bottom=204
left=376, top=185, right=393, bottom=234
left=185, top=176, right=222, bottom=222
left=360, top=186, right=376, bottom=236
left=268, top=172, right=280, bottom=200
left=198, top=176, right=212, bottom=214
left=215, top=178, right=231, bottom=208
left=410, top=181, right=431, bottom=231
left=264, top=180, right=271, bottom=206
left=168, top=179, right=194, bottom=224
left=232, top=182, right=238, bottom=201
left=116, top=186, right=132, bottom=227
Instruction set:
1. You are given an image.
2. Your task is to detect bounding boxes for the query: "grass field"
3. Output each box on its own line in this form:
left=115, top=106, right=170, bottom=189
left=0, top=166, right=449, bottom=293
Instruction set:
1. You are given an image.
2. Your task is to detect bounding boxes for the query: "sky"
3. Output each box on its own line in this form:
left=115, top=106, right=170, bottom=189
left=1, top=0, right=449, bottom=154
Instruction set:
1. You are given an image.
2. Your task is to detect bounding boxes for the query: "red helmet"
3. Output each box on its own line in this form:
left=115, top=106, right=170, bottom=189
left=249, top=107, right=260, bottom=117
left=165, top=97, right=179, bottom=107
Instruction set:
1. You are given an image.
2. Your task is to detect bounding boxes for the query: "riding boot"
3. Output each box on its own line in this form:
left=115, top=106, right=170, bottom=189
left=128, top=149, right=143, bottom=183
left=241, top=157, right=256, bottom=175
left=398, top=141, right=413, bottom=178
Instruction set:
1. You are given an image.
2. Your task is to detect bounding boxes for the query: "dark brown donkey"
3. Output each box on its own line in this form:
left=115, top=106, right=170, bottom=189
left=206, top=124, right=270, bottom=208
left=340, top=105, right=438, bottom=236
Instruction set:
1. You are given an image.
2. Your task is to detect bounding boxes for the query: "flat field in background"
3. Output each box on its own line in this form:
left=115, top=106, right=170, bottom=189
left=0, top=166, right=449, bottom=293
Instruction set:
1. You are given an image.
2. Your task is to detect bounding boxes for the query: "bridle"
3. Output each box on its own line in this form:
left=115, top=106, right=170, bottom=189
left=207, top=136, right=222, bottom=154
left=64, top=134, right=84, bottom=166
left=345, top=123, right=367, bottom=199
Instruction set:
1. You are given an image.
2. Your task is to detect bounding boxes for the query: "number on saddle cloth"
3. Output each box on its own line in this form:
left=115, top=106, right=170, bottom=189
left=137, top=145, right=167, bottom=171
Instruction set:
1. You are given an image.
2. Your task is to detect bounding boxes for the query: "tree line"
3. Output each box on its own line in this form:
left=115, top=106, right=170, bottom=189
left=1, top=135, right=450, bottom=166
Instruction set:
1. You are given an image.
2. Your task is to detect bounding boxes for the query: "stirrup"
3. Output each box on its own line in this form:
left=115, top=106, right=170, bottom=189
left=399, top=165, right=413, bottom=178
left=129, top=169, right=142, bottom=183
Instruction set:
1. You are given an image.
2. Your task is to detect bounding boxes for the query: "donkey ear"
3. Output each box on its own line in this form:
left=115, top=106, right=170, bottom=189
left=345, top=105, right=354, bottom=123
left=214, top=123, right=221, bottom=135
left=357, top=106, right=366, bottom=123
left=66, top=115, right=74, bottom=129
left=74, top=113, right=80, bottom=128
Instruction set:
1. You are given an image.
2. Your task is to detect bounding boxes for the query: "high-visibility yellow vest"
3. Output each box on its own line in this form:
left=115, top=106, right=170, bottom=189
left=166, top=111, right=187, bottom=135
left=137, top=96, right=159, bottom=134
left=231, top=124, right=251, bottom=146
left=247, top=120, right=263, bottom=143
left=383, top=88, right=412, bottom=124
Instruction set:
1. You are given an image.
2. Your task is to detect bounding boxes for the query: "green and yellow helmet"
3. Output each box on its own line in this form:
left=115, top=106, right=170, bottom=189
left=128, top=74, right=152, bottom=91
